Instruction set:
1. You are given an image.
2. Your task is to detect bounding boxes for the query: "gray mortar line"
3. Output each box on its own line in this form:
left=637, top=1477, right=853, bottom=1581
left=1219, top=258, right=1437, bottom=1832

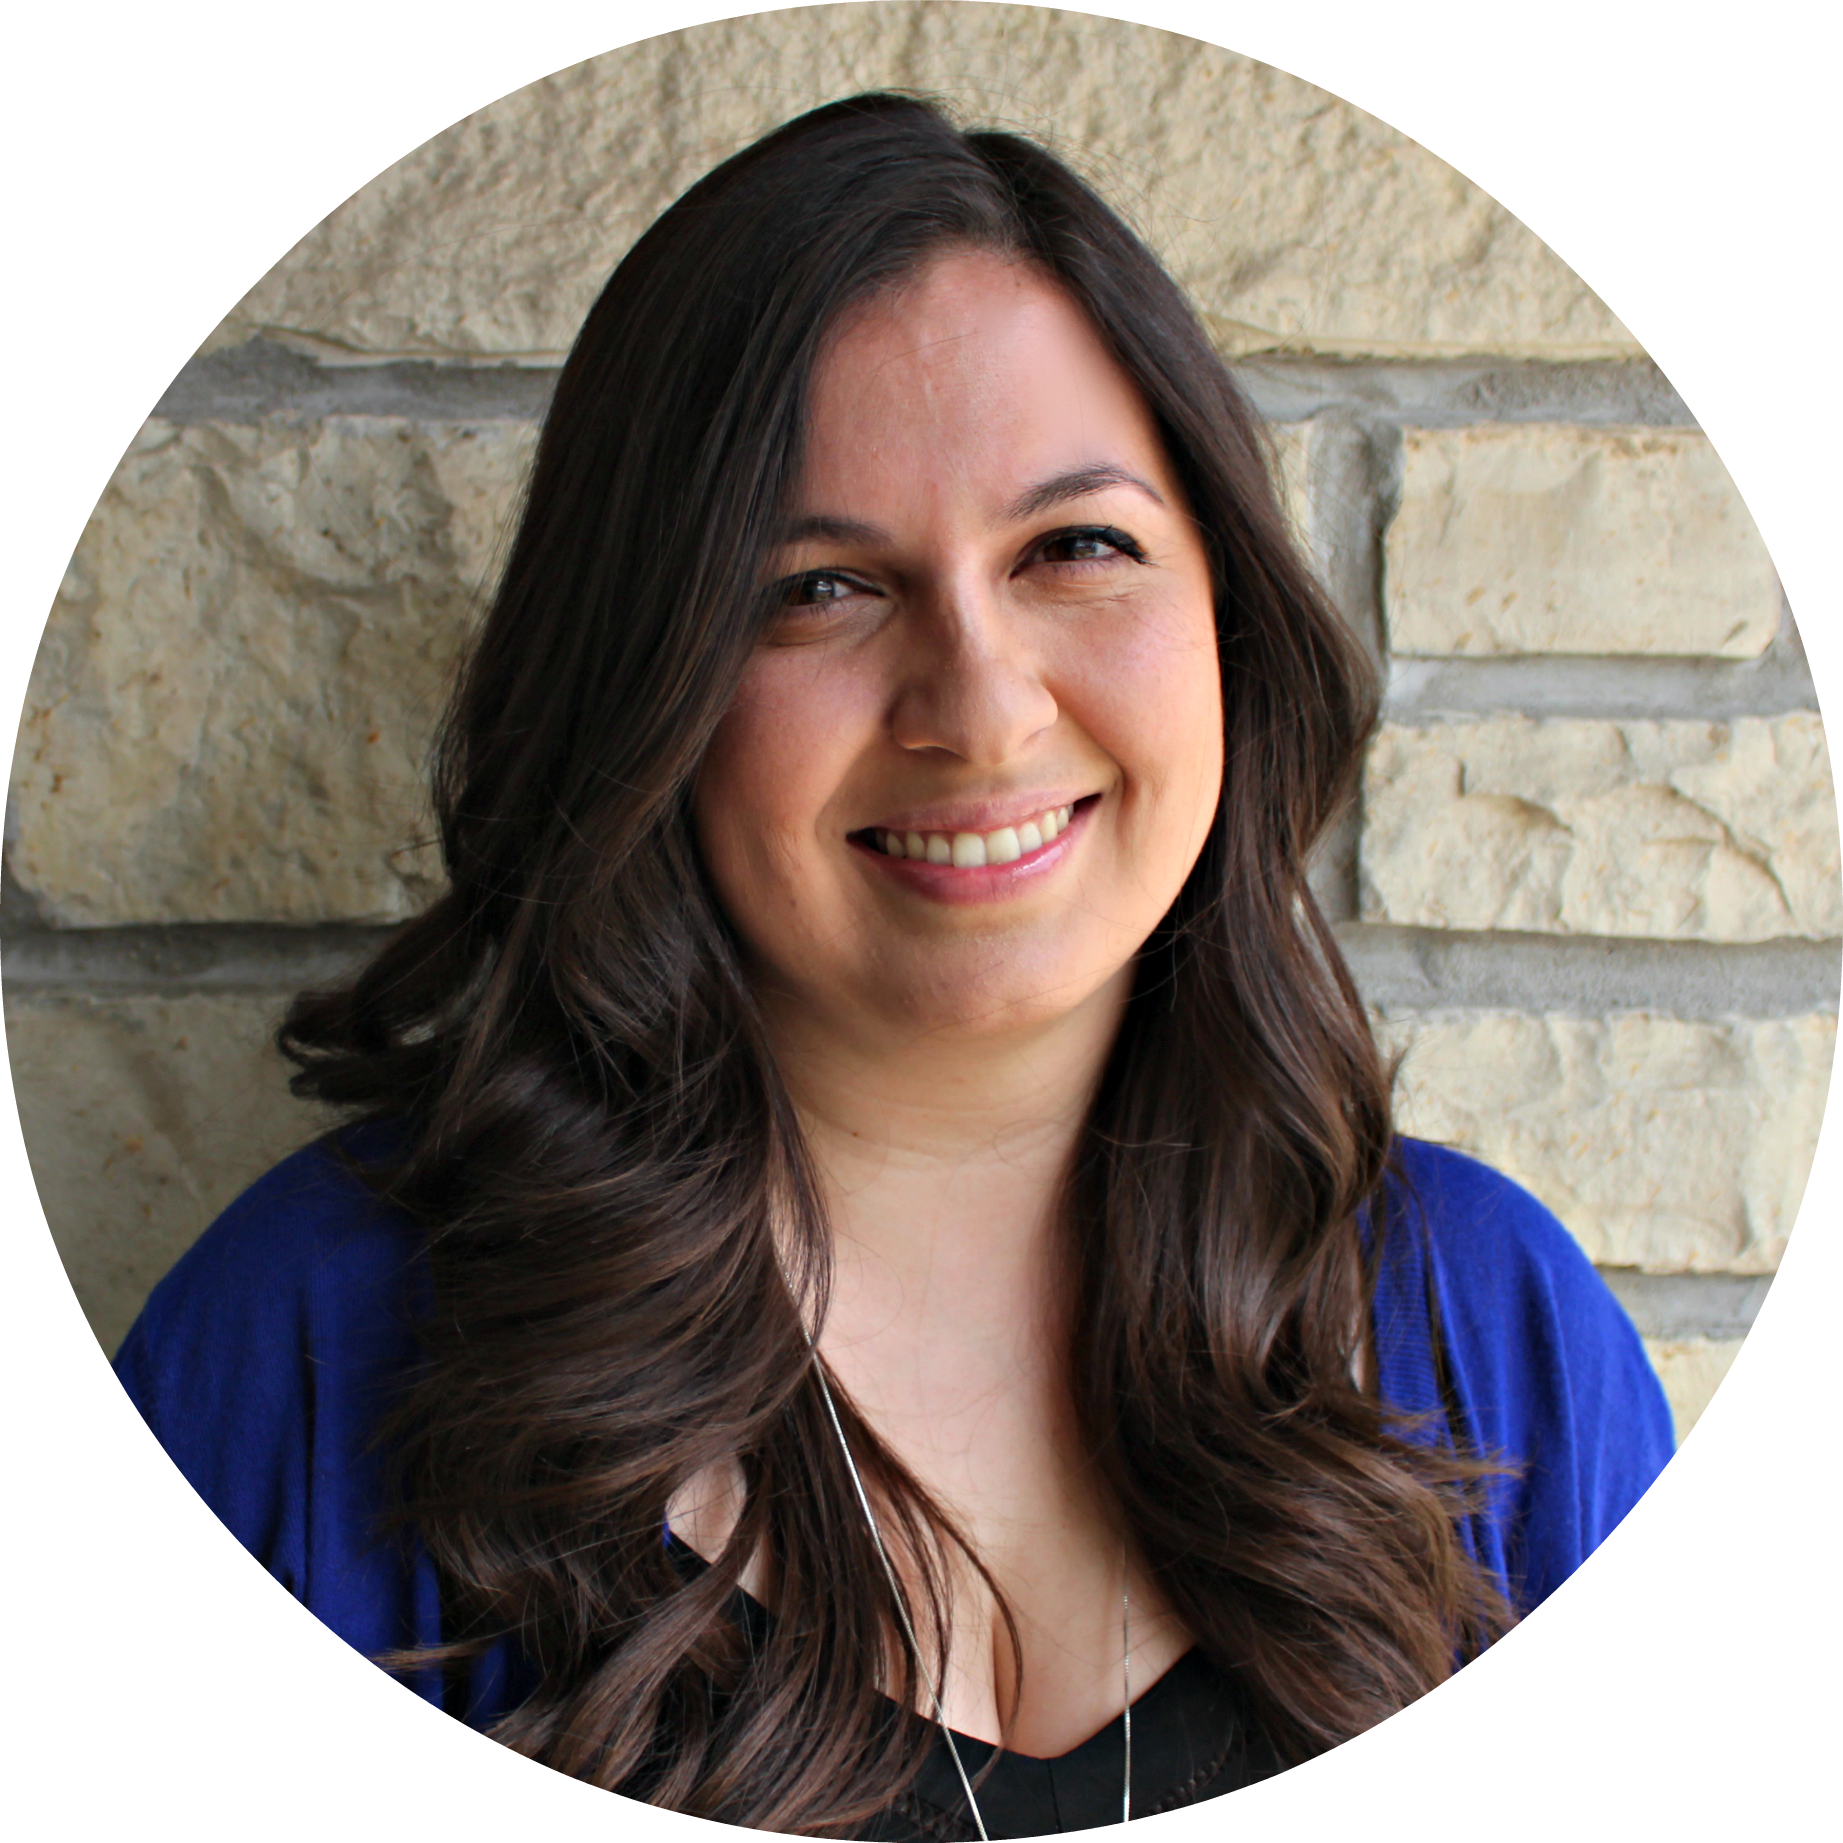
left=1596, top=1270, right=1772, bottom=1341
left=1383, top=645, right=1820, bottom=721
left=1238, top=356, right=1694, bottom=429
left=153, top=339, right=557, bottom=425
left=0, top=924, right=397, bottom=995
left=1338, top=923, right=1842, bottom=1019
left=4, top=920, right=1836, bottom=1023
left=153, top=339, right=1692, bottom=432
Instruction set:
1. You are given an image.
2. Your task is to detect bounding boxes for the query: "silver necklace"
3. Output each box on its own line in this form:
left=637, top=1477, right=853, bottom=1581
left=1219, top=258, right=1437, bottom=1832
left=812, top=1360, right=1134, bottom=1837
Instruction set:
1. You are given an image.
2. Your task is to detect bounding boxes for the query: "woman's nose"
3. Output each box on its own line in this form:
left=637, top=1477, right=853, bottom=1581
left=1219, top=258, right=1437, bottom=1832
left=886, top=581, right=1059, bottom=765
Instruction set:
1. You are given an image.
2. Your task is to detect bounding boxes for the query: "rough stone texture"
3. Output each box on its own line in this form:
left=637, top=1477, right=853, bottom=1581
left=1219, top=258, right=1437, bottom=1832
left=1380, top=1008, right=1835, bottom=1274
left=1361, top=713, right=1842, bottom=941
left=213, top=4, right=1632, bottom=365
left=12, top=416, right=537, bottom=926
left=1643, top=1337, right=1744, bottom=1443
left=6, top=990, right=331, bottom=1352
left=1385, top=426, right=1780, bottom=658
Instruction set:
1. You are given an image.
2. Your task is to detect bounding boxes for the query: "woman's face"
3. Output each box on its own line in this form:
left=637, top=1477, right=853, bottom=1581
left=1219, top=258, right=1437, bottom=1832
left=694, top=248, right=1224, bottom=1047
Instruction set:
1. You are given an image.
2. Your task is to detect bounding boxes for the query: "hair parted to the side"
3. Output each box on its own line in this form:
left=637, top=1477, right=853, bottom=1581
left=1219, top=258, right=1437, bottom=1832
left=281, top=93, right=1511, bottom=1834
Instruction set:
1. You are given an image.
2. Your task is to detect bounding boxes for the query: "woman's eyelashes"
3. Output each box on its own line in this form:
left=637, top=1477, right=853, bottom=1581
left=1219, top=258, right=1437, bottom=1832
left=779, top=569, right=878, bottom=610
left=1029, top=524, right=1147, bottom=570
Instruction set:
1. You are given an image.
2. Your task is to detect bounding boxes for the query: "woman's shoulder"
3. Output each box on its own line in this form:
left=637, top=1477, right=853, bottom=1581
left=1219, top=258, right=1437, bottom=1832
left=1383, top=1137, right=1676, bottom=1606
left=1385, top=1135, right=1666, bottom=1391
left=123, top=1121, right=421, bottom=1352
left=111, top=1121, right=435, bottom=1656
left=114, top=1121, right=426, bottom=1477
left=1386, top=1135, right=1607, bottom=1313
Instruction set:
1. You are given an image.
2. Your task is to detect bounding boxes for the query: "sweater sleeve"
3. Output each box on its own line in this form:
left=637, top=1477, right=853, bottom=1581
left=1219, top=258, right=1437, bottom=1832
left=1392, top=1139, right=1677, bottom=1613
left=112, top=1133, right=445, bottom=1696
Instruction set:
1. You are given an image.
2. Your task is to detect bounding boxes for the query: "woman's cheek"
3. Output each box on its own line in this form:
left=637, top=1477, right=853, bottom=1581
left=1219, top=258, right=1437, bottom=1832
left=696, top=654, right=868, bottom=905
left=1066, top=596, right=1222, bottom=821
left=694, top=683, right=789, bottom=925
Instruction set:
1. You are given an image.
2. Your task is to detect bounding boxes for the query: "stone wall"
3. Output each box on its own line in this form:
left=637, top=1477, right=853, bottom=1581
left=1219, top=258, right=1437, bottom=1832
left=7, top=5, right=1834, bottom=1443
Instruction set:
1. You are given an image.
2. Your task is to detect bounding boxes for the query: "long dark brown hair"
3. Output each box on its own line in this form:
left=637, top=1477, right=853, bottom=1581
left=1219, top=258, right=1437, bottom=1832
left=282, top=93, right=1508, bottom=1833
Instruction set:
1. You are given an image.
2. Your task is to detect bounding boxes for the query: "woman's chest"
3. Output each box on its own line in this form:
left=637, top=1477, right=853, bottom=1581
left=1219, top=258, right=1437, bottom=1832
left=820, top=1218, right=1094, bottom=1548
left=817, top=1290, right=1192, bottom=1755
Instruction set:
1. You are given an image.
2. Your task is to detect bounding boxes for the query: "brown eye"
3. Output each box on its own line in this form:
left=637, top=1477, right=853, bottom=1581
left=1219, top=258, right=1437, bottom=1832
left=781, top=570, right=860, bottom=608
left=1035, top=526, right=1145, bottom=566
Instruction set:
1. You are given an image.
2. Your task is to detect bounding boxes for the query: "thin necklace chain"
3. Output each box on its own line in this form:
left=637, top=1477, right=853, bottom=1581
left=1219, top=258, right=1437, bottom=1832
left=810, top=1356, right=1134, bottom=1837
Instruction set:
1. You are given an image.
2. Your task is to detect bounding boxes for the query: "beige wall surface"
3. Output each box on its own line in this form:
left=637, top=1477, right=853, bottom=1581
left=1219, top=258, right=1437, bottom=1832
left=209, top=4, right=1636, bottom=365
left=8, top=5, right=1833, bottom=1443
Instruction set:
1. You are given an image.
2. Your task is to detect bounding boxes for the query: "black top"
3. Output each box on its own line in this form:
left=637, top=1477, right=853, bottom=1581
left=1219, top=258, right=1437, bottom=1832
left=863, top=1646, right=1283, bottom=1839
left=669, top=1535, right=1282, bottom=1837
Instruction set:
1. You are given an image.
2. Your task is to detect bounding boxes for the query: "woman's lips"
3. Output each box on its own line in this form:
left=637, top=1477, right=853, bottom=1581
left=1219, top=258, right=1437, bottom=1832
left=850, top=796, right=1095, bottom=902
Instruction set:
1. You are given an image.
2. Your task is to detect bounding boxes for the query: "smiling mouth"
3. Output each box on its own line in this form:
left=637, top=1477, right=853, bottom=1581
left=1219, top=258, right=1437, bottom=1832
left=852, top=801, right=1079, bottom=868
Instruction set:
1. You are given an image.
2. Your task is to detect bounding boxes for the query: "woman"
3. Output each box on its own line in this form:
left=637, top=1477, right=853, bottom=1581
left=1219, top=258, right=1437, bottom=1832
left=115, top=94, right=1672, bottom=1837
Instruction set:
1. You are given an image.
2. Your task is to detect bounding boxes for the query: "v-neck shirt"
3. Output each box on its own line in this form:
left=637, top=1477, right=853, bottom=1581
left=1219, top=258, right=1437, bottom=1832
left=664, top=1534, right=1284, bottom=1837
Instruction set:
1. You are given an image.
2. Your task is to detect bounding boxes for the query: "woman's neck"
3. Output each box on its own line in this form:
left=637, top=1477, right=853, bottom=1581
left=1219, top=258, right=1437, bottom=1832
left=751, top=967, right=1194, bottom=1749
left=758, top=968, right=1129, bottom=1288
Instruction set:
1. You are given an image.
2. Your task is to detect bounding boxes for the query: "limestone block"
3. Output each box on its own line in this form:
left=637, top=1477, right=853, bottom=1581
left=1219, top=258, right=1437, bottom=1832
left=1361, top=714, right=1842, bottom=941
left=1385, top=426, right=1780, bottom=658
left=1380, top=1009, right=1835, bottom=1274
left=6, top=990, right=333, bottom=1352
left=216, top=5, right=1630, bottom=364
left=12, top=416, right=537, bottom=926
left=1643, top=1337, right=1744, bottom=1443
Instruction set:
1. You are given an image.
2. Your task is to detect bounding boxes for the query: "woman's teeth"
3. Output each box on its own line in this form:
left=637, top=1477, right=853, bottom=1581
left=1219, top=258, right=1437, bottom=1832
left=873, top=805, right=1074, bottom=867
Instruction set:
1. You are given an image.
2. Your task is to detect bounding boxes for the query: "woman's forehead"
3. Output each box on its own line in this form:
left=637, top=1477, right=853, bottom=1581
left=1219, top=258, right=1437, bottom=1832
left=797, top=249, right=1173, bottom=519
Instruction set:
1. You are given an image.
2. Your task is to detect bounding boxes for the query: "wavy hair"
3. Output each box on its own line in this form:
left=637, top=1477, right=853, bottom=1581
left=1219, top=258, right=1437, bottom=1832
left=281, top=93, right=1510, bottom=1834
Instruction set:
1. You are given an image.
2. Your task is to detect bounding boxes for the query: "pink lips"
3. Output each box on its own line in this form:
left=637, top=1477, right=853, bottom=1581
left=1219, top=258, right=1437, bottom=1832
left=853, top=796, right=1094, bottom=904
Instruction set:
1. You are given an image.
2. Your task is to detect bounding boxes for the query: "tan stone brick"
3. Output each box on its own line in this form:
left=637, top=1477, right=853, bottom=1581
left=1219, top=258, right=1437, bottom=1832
left=1385, top=426, right=1780, bottom=658
left=1379, top=1008, right=1834, bottom=1274
left=6, top=990, right=333, bottom=1352
left=12, top=416, right=537, bottom=926
left=1643, top=1336, right=1744, bottom=1443
left=1361, top=714, right=1841, bottom=941
left=219, top=5, right=1630, bottom=364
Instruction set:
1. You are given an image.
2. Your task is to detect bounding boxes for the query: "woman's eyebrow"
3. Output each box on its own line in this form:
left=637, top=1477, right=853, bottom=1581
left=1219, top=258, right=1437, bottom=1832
left=776, top=512, right=887, bottom=545
left=1003, top=463, right=1165, bottom=523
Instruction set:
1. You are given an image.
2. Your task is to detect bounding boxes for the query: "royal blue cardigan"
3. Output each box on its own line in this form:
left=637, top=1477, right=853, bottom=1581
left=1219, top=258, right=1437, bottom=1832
left=114, top=1130, right=1675, bottom=1729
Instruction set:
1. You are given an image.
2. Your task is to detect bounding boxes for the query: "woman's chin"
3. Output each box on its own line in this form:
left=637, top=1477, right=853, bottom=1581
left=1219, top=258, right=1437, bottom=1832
left=864, top=956, right=1133, bottom=1046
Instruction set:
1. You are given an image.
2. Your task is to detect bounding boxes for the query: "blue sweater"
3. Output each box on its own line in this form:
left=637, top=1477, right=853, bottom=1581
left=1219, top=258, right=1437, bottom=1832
left=114, top=1131, right=1674, bottom=1732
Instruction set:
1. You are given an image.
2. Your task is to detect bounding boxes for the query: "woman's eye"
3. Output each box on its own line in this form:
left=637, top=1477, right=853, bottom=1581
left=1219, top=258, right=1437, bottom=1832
left=1035, top=527, right=1143, bottom=566
left=780, top=570, right=861, bottom=609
